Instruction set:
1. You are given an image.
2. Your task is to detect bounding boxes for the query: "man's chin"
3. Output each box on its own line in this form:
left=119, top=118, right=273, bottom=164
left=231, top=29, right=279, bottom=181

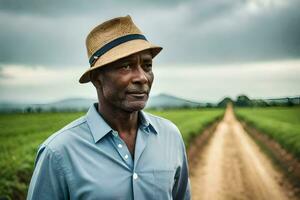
left=123, top=101, right=147, bottom=112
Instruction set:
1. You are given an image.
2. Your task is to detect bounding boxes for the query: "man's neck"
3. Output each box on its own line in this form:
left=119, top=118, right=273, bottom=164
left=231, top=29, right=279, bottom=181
left=97, top=102, right=139, bottom=135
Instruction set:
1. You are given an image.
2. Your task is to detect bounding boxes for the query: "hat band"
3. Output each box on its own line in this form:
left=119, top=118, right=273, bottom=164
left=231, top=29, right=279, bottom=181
left=89, top=34, right=147, bottom=66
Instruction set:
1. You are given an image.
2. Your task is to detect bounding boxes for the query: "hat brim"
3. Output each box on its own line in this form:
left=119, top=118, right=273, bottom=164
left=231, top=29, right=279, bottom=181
left=79, top=39, right=162, bottom=83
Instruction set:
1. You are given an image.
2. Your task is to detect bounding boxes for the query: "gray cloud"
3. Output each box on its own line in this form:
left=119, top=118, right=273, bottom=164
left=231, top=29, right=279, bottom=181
left=0, top=12, right=90, bottom=67
left=0, top=0, right=184, bottom=17
left=159, top=0, right=300, bottom=64
left=0, top=0, right=299, bottom=67
left=0, top=0, right=119, bottom=17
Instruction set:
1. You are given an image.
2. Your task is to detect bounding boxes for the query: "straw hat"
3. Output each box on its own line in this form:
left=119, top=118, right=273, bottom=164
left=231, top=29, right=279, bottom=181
left=79, top=15, right=163, bottom=83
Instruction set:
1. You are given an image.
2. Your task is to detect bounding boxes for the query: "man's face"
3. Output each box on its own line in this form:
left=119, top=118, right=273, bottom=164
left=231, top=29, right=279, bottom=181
left=94, top=50, right=154, bottom=112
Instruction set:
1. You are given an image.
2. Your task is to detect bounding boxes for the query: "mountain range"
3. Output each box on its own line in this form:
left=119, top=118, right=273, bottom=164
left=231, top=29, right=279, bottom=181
left=0, top=94, right=206, bottom=113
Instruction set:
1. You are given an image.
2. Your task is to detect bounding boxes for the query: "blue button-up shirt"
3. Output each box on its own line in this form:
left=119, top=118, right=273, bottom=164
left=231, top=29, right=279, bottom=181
left=27, top=103, right=191, bottom=200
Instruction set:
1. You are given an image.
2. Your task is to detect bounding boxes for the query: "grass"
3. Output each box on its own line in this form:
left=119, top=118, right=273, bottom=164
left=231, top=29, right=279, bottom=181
left=235, top=106, right=300, bottom=160
left=0, top=108, right=224, bottom=199
left=0, top=112, right=85, bottom=200
left=149, top=108, right=224, bottom=145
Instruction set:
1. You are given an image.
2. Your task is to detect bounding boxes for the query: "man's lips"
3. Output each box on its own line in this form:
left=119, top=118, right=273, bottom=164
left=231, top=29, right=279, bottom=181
left=126, top=90, right=148, bottom=94
left=126, top=91, right=148, bottom=99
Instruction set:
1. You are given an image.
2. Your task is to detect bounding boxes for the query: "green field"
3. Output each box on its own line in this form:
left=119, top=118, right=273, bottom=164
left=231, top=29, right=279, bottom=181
left=0, top=108, right=224, bottom=199
left=149, top=109, right=224, bottom=145
left=235, top=106, right=300, bottom=159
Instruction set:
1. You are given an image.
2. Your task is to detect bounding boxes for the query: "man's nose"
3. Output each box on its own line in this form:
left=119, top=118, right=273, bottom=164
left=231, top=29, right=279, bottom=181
left=132, top=65, right=148, bottom=84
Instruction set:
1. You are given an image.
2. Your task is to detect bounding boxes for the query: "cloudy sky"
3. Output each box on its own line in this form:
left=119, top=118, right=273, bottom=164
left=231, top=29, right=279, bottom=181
left=0, top=0, right=299, bottom=103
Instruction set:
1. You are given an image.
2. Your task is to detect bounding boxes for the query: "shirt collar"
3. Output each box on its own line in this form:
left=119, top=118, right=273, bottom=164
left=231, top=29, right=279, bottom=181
left=139, top=111, right=158, bottom=135
left=86, top=103, right=113, bottom=143
left=86, top=103, right=157, bottom=143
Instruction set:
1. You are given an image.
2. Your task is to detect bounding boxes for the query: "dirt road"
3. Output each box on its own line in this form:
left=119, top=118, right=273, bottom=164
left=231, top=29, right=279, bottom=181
left=190, top=105, right=295, bottom=200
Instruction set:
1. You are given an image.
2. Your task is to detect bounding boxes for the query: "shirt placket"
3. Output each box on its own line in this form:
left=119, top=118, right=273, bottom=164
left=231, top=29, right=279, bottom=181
left=132, top=126, right=150, bottom=199
left=111, top=126, right=151, bottom=200
left=111, top=130, right=134, bottom=169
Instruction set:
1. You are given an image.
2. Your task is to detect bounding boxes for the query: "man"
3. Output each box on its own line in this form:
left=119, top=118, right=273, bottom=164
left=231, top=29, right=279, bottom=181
left=27, top=15, right=191, bottom=200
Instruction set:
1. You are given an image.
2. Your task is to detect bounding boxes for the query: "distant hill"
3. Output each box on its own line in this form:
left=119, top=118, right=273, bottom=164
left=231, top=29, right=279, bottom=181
left=1, top=94, right=299, bottom=113
left=146, top=93, right=205, bottom=109
left=0, top=94, right=206, bottom=113
left=0, top=98, right=96, bottom=113
left=43, top=98, right=96, bottom=110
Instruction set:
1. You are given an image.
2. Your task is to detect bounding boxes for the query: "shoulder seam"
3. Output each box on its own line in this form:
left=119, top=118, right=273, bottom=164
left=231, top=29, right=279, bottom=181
left=44, top=143, right=72, bottom=177
left=43, top=117, right=87, bottom=147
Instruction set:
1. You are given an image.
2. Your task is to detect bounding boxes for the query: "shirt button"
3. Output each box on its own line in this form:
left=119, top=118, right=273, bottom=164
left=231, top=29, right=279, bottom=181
left=118, top=144, right=122, bottom=148
left=124, top=154, right=129, bottom=159
left=112, top=131, right=118, bottom=137
left=133, top=173, right=138, bottom=180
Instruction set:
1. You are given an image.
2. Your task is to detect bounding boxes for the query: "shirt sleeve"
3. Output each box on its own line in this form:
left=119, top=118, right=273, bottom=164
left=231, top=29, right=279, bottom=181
left=172, top=134, right=191, bottom=200
left=27, top=146, right=69, bottom=200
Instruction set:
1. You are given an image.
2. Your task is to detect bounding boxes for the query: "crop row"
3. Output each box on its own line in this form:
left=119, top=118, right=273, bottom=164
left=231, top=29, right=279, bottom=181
left=0, top=108, right=224, bottom=199
left=235, top=107, right=300, bottom=159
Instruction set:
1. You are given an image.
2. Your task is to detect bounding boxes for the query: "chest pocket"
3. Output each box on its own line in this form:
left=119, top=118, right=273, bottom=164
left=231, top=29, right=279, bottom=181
left=153, top=170, right=175, bottom=199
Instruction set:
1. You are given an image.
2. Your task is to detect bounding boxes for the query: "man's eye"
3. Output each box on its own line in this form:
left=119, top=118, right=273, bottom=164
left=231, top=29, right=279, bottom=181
left=121, top=64, right=131, bottom=70
left=144, top=63, right=152, bottom=70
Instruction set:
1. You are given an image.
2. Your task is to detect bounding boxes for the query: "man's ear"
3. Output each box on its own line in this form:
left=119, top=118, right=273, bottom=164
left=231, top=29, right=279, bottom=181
left=91, top=79, right=101, bottom=88
left=90, top=71, right=102, bottom=88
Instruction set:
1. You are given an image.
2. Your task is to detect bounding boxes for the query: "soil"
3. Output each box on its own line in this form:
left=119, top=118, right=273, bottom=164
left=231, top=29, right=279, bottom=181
left=240, top=120, right=300, bottom=197
left=189, top=104, right=299, bottom=200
